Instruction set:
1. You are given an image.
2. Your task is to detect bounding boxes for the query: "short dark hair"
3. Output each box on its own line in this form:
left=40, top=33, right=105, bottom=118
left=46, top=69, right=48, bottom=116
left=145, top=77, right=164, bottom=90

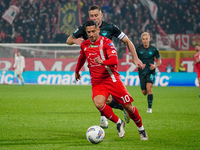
left=85, top=20, right=98, bottom=28
left=89, top=5, right=101, bottom=12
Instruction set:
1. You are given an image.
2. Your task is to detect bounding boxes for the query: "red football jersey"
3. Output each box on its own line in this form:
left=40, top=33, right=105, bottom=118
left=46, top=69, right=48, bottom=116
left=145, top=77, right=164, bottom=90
left=194, top=51, right=200, bottom=72
left=80, top=36, right=120, bottom=86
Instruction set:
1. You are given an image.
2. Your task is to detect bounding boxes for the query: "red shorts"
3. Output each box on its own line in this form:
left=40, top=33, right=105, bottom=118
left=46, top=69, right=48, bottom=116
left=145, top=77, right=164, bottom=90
left=92, top=78, right=134, bottom=105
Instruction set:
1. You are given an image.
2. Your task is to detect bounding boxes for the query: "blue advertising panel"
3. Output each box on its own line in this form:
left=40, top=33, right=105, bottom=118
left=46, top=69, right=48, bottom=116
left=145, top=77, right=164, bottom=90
left=0, top=71, right=198, bottom=87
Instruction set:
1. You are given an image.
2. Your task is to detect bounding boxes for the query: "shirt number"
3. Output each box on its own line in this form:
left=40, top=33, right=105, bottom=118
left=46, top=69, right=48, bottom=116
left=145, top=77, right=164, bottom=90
left=121, top=95, right=130, bottom=103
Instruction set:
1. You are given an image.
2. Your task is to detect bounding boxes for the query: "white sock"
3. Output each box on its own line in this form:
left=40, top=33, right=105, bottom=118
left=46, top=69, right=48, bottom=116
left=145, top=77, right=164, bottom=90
left=21, top=76, right=24, bottom=83
left=18, top=77, right=21, bottom=84
left=138, top=125, right=144, bottom=131
left=116, top=119, right=122, bottom=124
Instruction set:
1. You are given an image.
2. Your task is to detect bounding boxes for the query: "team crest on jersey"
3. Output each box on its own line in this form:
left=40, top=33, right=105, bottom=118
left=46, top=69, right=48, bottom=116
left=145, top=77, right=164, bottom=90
left=101, top=31, right=107, bottom=36
left=89, top=44, right=98, bottom=48
left=149, top=51, right=152, bottom=55
left=108, top=43, right=116, bottom=49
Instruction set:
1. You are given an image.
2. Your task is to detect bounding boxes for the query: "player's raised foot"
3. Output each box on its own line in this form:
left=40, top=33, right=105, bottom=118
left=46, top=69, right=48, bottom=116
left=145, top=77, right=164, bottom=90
left=100, top=116, right=108, bottom=129
left=147, top=108, right=152, bottom=113
left=117, top=119, right=125, bottom=138
left=139, top=130, right=148, bottom=140
left=122, top=109, right=130, bottom=123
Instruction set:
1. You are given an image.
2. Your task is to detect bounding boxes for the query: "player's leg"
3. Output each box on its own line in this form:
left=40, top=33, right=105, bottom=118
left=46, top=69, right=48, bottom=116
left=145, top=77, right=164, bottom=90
left=146, top=83, right=153, bottom=113
left=123, top=103, right=148, bottom=140
left=107, top=95, right=130, bottom=123
left=139, top=74, right=147, bottom=95
left=93, top=95, right=125, bottom=138
left=108, top=79, right=148, bottom=140
left=197, top=72, right=200, bottom=97
left=146, top=73, right=155, bottom=113
left=17, top=71, right=24, bottom=85
left=17, top=74, right=22, bottom=85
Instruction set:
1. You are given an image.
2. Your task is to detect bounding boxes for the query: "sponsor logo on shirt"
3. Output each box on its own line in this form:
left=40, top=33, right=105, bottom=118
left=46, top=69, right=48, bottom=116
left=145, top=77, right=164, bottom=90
left=89, top=44, right=98, bottom=48
left=149, top=51, right=153, bottom=55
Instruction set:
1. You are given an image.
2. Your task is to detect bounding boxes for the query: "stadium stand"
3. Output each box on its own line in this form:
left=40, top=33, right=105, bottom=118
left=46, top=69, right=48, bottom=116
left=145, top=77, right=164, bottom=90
left=0, top=0, right=199, bottom=47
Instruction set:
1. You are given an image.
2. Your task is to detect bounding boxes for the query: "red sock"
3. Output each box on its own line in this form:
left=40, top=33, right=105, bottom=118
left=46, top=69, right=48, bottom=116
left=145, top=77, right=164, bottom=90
left=99, top=104, right=119, bottom=123
left=128, top=106, right=143, bottom=127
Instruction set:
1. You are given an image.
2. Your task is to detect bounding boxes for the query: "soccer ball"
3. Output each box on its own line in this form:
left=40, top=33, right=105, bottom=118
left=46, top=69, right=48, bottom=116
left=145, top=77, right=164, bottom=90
left=86, top=125, right=105, bottom=144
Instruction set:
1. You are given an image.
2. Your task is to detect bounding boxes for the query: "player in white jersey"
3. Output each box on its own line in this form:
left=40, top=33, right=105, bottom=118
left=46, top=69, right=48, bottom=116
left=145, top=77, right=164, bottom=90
left=13, top=51, right=25, bottom=85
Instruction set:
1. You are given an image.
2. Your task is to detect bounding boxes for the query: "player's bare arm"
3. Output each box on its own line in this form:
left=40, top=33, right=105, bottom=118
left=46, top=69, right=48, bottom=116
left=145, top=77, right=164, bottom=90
left=150, top=58, right=162, bottom=70
left=66, top=35, right=84, bottom=45
left=121, top=35, right=144, bottom=69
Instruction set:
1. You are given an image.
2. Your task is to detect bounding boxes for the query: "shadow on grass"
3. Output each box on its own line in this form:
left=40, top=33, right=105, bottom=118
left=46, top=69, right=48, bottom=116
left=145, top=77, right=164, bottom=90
left=0, top=130, right=89, bottom=146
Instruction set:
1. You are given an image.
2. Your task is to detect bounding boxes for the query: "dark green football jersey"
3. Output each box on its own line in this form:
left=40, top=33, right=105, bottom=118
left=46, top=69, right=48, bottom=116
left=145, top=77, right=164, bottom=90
left=136, top=45, right=160, bottom=75
left=72, top=21, right=125, bottom=40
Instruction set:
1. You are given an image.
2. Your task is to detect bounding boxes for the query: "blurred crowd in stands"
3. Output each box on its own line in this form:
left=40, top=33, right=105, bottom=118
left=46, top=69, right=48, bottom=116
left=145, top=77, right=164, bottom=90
left=0, top=0, right=200, bottom=47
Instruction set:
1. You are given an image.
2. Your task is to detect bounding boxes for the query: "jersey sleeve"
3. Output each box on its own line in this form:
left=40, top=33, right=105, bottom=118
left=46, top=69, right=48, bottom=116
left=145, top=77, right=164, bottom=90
left=75, top=44, right=86, bottom=73
left=155, top=48, right=161, bottom=59
left=112, top=24, right=125, bottom=40
left=72, top=25, right=85, bottom=39
left=102, top=39, right=118, bottom=65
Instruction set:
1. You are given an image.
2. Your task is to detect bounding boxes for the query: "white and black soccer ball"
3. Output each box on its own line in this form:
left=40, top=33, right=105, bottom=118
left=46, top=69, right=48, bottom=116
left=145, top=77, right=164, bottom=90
left=86, top=125, right=105, bottom=144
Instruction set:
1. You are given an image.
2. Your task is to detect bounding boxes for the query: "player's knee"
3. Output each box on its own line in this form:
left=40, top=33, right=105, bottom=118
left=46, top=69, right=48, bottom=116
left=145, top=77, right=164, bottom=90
left=123, top=103, right=133, bottom=113
left=93, top=98, right=105, bottom=109
left=142, top=90, right=147, bottom=95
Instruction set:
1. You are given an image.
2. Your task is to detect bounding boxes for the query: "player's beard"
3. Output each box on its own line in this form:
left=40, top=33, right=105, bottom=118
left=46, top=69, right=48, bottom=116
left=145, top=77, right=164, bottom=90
left=90, top=36, right=97, bottom=42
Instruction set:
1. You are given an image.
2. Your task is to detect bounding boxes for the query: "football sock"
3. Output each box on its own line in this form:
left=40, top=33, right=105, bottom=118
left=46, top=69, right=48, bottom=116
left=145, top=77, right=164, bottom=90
left=147, top=94, right=153, bottom=108
left=138, top=125, right=144, bottom=131
left=108, top=98, right=123, bottom=110
left=116, top=118, right=122, bottom=124
left=99, top=103, right=119, bottom=123
left=18, top=77, right=21, bottom=84
left=21, top=76, right=24, bottom=83
left=128, top=106, right=143, bottom=127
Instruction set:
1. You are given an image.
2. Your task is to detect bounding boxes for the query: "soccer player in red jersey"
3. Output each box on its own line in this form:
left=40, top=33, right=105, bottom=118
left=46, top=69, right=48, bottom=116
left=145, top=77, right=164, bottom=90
left=193, top=44, right=200, bottom=95
left=75, top=20, right=148, bottom=140
left=67, top=5, right=144, bottom=128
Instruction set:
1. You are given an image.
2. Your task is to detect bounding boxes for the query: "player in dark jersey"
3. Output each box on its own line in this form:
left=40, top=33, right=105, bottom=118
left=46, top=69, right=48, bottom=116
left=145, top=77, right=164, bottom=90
left=67, top=5, right=144, bottom=128
left=136, top=32, right=162, bottom=113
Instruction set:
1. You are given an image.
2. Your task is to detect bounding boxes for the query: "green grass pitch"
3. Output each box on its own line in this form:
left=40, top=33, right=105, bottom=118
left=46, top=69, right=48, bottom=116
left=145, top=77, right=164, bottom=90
left=0, top=85, right=200, bottom=150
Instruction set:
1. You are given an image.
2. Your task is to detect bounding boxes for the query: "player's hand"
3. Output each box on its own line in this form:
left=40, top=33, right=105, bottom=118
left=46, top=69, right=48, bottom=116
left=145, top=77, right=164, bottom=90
left=94, top=56, right=103, bottom=65
left=132, top=58, right=145, bottom=69
left=75, top=38, right=84, bottom=45
left=23, top=68, right=25, bottom=72
left=13, top=67, right=15, bottom=70
left=75, top=72, right=81, bottom=81
left=150, top=63, right=156, bottom=70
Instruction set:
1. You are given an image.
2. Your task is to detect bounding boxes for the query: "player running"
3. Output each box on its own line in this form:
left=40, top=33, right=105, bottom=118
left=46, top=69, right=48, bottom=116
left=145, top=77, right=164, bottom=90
left=67, top=5, right=143, bottom=127
left=75, top=20, right=148, bottom=140
left=135, top=32, right=162, bottom=113
left=193, top=44, right=200, bottom=96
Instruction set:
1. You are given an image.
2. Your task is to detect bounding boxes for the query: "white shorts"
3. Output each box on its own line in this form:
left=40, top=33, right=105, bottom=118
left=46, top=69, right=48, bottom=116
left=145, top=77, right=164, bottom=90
left=15, top=69, right=23, bottom=75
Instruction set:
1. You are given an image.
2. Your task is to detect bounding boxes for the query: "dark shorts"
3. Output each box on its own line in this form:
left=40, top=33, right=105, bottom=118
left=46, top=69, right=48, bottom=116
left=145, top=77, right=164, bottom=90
left=139, top=73, right=155, bottom=90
